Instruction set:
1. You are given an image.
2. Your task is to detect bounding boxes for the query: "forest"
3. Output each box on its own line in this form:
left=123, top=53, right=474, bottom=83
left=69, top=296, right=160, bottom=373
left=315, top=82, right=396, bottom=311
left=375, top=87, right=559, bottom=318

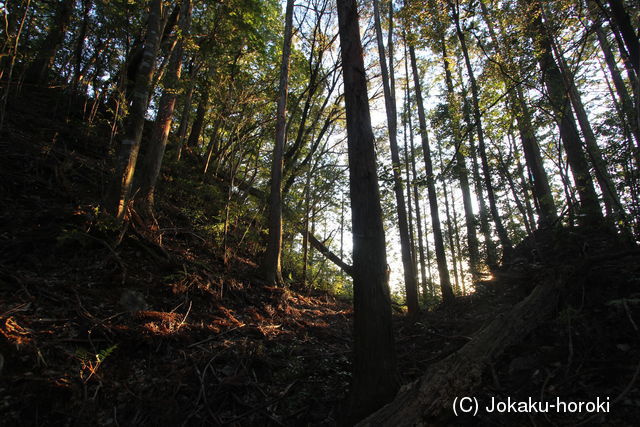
left=0, top=0, right=639, bottom=425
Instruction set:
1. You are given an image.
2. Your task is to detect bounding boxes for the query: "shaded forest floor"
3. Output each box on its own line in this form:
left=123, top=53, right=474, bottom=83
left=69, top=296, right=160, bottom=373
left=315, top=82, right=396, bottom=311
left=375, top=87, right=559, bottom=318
left=1, top=86, right=640, bottom=426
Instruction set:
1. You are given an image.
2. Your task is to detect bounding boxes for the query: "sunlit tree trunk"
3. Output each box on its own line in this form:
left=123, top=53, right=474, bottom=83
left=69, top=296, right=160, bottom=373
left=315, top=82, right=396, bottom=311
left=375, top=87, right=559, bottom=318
left=262, top=0, right=294, bottom=286
left=137, top=0, right=192, bottom=219
left=107, top=0, right=164, bottom=219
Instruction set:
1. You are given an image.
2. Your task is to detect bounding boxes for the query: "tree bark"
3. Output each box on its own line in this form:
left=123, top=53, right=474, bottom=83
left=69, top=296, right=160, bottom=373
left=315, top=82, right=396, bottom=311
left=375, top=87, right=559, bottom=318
left=337, top=0, right=400, bottom=421
left=593, top=19, right=640, bottom=151
left=461, top=86, right=498, bottom=267
left=606, top=0, right=640, bottom=77
left=107, top=0, right=164, bottom=219
left=262, top=0, right=295, bottom=286
left=449, top=0, right=513, bottom=260
left=403, top=46, right=428, bottom=298
left=186, top=85, right=210, bottom=151
left=528, top=3, right=603, bottom=226
left=25, top=0, right=75, bottom=84
left=478, top=0, right=558, bottom=225
left=440, top=38, right=481, bottom=281
left=409, top=45, right=455, bottom=303
left=373, top=0, right=419, bottom=314
left=137, top=0, right=192, bottom=219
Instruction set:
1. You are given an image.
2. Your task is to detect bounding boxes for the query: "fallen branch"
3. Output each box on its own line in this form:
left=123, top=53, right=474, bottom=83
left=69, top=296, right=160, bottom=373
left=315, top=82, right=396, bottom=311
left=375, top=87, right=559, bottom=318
left=358, top=273, right=564, bottom=426
left=213, top=171, right=353, bottom=277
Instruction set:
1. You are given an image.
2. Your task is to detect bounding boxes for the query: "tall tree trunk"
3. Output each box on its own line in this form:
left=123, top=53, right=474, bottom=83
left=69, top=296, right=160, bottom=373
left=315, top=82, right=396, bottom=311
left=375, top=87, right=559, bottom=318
left=403, top=37, right=428, bottom=296
left=137, top=0, right=192, bottom=219
left=107, top=0, right=164, bottom=219
left=449, top=1, right=513, bottom=260
left=175, top=76, right=195, bottom=161
left=263, top=0, right=294, bottom=286
left=451, top=187, right=465, bottom=295
left=461, top=87, right=498, bottom=267
left=551, top=37, right=624, bottom=220
left=510, top=132, right=538, bottom=229
left=25, top=0, right=75, bottom=84
left=593, top=19, right=640, bottom=151
left=0, top=0, right=31, bottom=132
left=409, top=45, right=455, bottom=303
left=440, top=162, right=460, bottom=295
left=440, top=38, right=481, bottom=281
left=478, top=0, right=558, bottom=225
left=605, top=0, right=640, bottom=77
left=186, top=85, right=210, bottom=151
left=73, top=0, right=93, bottom=92
left=337, top=0, right=399, bottom=422
left=302, top=168, right=313, bottom=287
left=527, top=3, right=604, bottom=226
left=373, top=0, right=419, bottom=314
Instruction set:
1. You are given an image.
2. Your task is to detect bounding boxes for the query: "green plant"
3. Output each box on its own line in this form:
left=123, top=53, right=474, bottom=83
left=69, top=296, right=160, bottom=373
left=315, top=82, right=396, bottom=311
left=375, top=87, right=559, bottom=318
left=75, top=344, right=118, bottom=383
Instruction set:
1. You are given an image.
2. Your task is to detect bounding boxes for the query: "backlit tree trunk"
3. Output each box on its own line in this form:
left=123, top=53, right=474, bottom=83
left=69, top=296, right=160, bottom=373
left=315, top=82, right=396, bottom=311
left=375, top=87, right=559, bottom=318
left=409, top=45, right=455, bottom=303
left=372, top=0, right=419, bottom=314
left=337, top=0, right=400, bottom=422
left=527, top=2, right=603, bottom=226
left=25, top=0, right=75, bottom=84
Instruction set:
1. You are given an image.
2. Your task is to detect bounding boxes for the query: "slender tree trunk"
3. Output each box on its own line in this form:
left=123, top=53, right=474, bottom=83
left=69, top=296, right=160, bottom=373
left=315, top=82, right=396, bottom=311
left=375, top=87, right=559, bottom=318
left=107, top=0, right=164, bottom=219
left=186, top=85, right=210, bottom=151
left=496, top=137, right=533, bottom=234
left=606, top=0, right=640, bottom=77
left=478, top=0, right=558, bottom=226
left=593, top=20, right=640, bottom=151
left=403, top=118, right=416, bottom=268
left=403, top=36, right=428, bottom=297
left=551, top=38, right=625, bottom=225
left=424, top=214, right=434, bottom=297
left=137, top=0, right=192, bottom=219
left=411, top=147, right=429, bottom=299
left=175, top=78, right=195, bottom=161
left=409, top=45, right=455, bottom=303
left=440, top=166, right=460, bottom=295
left=528, top=4, right=603, bottom=226
left=510, top=132, right=538, bottom=229
left=459, top=87, right=498, bottom=267
left=25, top=0, right=75, bottom=84
left=302, top=169, right=312, bottom=287
left=203, top=117, right=223, bottom=176
left=73, top=0, right=93, bottom=92
left=0, top=0, right=31, bottom=132
left=337, top=0, right=399, bottom=422
left=263, top=0, right=295, bottom=286
left=449, top=1, right=513, bottom=260
left=372, top=0, right=419, bottom=314
left=440, top=38, right=481, bottom=281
